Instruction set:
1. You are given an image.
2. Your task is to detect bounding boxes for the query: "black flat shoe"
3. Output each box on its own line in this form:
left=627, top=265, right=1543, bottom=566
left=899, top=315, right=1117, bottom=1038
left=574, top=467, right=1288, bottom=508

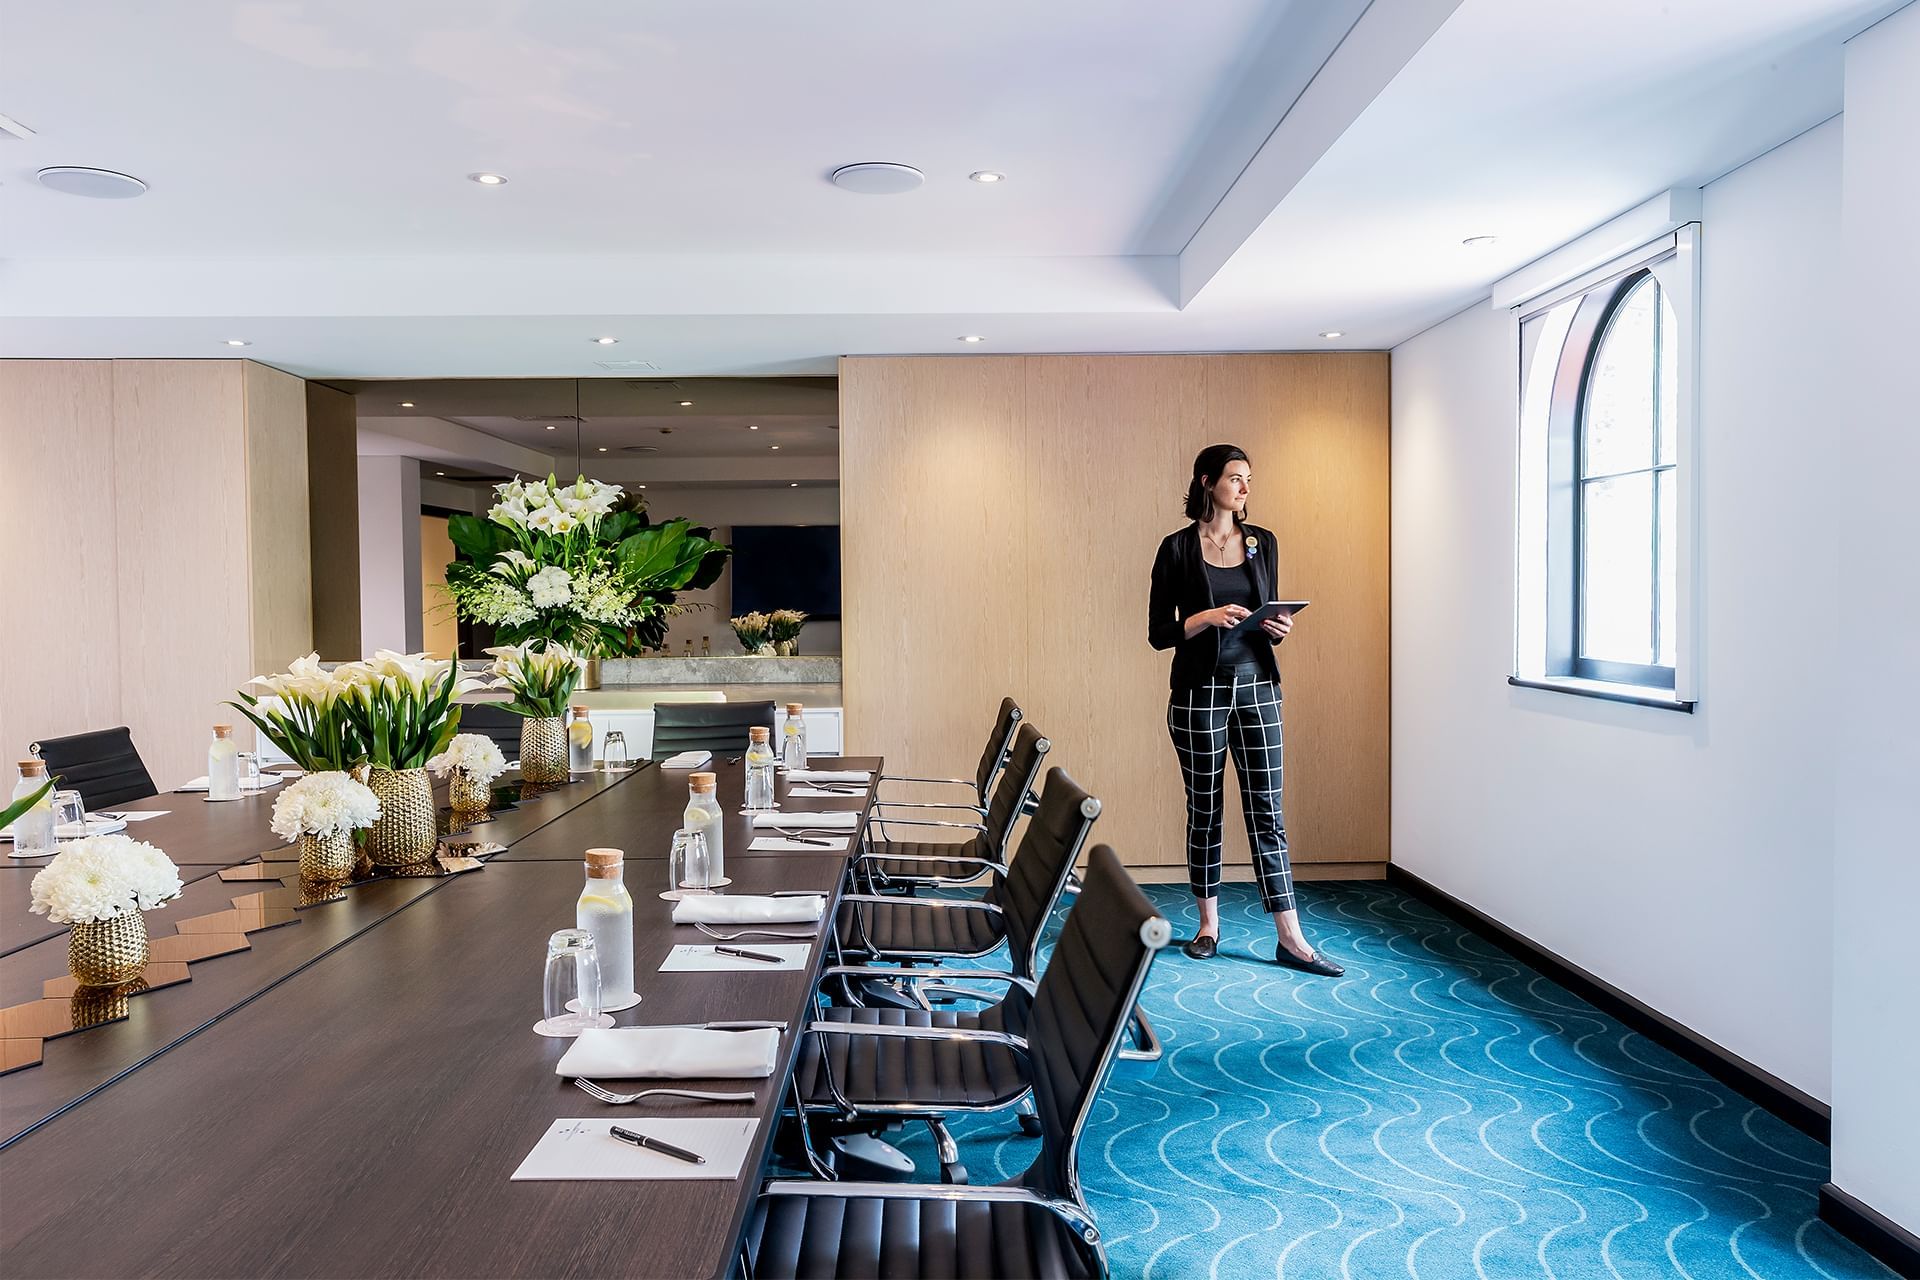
left=1274, top=942, right=1343, bottom=976
left=1182, top=934, right=1218, bottom=960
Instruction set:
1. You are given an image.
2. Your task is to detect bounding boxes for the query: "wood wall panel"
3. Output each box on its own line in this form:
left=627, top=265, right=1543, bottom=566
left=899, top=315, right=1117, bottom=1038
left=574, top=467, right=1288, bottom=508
left=0, top=361, right=123, bottom=762
left=244, top=363, right=313, bottom=677
left=840, top=353, right=1390, bottom=874
left=304, top=382, right=361, bottom=659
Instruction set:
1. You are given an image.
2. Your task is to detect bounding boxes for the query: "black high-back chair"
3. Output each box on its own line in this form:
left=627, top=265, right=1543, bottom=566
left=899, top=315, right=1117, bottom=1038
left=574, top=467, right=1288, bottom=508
left=750, top=846, right=1169, bottom=1279
left=454, top=703, right=527, bottom=755
left=650, top=700, right=778, bottom=760
left=29, top=727, right=157, bottom=810
left=861, top=721, right=1049, bottom=890
left=877, top=696, right=1023, bottom=811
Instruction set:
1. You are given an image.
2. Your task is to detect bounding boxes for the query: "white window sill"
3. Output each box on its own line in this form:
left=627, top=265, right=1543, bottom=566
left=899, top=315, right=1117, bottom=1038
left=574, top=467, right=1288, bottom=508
left=1507, top=674, right=1696, bottom=713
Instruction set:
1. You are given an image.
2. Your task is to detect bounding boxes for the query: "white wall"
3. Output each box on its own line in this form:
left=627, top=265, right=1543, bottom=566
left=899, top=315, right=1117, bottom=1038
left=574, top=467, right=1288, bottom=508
left=1831, top=0, right=1920, bottom=1237
left=649, top=486, right=844, bottom=657
left=1390, top=118, right=1844, bottom=1101
left=357, top=455, right=422, bottom=655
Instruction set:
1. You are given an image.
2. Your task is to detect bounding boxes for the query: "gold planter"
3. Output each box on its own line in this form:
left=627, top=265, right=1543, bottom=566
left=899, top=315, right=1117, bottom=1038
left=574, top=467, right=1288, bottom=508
left=580, top=656, right=601, bottom=690
left=68, top=912, right=149, bottom=987
left=520, top=717, right=568, bottom=784
left=775, top=639, right=799, bottom=656
left=71, top=977, right=150, bottom=1031
left=299, top=829, right=358, bottom=881
left=361, top=766, right=437, bottom=867
left=449, top=767, right=492, bottom=814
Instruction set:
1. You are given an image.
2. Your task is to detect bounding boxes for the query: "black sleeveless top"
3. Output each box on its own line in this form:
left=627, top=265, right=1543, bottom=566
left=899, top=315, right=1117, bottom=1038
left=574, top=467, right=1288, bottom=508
left=1203, top=560, right=1260, bottom=670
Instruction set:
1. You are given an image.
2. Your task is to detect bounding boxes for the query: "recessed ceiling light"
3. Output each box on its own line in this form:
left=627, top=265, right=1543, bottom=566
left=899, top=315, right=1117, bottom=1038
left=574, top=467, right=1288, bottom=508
left=546, top=424, right=557, bottom=431
left=770, top=445, right=781, bottom=451
left=224, top=339, right=250, bottom=347
left=828, top=162, right=924, bottom=195
left=789, top=482, right=799, bottom=488
left=37, top=166, right=147, bottom=199
left=399, top=401, right=415, bottom=408
left=592, top=336, right=618, bottom=345
left=969, top=171, right=1006, bottom=184
left=748, top=424, right=759, bottom=431
left=1319, top=330, right=1344, bottom=339
left=467, top=172, right=508, bottom=186
left=678, top=401, right=693, bottom=407
left=435, top=470, right=446, bottom=476
left=1461, top=235, right=1498, bottom=248
left=637, top=484, right=647, bottom=490
left=959, top=335, right=986, bottom=343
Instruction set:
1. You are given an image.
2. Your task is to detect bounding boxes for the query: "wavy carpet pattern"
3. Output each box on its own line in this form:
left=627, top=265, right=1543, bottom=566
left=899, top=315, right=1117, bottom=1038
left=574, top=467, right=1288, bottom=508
left=895, top=881, right=1888, bottom=1280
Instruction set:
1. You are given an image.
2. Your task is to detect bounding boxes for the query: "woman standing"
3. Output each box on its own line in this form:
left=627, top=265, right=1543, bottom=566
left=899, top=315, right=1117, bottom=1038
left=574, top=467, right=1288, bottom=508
left=1147, top=444, right=1342, bottom=974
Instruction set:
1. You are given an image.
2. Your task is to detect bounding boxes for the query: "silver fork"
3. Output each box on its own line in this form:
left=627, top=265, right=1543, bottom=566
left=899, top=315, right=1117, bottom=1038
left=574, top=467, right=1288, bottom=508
left=694, top=922, right=816, bottom=942
left=574, top=1079, right=756, bottom=1105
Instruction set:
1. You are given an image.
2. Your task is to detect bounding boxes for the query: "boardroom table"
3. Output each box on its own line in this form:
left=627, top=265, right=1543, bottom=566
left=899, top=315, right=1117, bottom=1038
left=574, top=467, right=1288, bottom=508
left=0, top=755, right=881, bottom=1280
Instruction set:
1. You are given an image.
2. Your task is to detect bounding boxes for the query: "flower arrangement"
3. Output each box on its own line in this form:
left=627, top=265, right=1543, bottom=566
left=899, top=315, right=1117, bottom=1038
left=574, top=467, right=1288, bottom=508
left=768, top=609, right=808, bottom=654
left=29, top=836, right=183, bottom=924
left=485, top=640, right=582, bottom=718
left=730, top=611, right=774, bottom=654
left=337, top=651, right=482, bottom=771
left=232, top=653, right=365, bottom=770
left=444, top=474, right=730, bottom=654
left=270, top=772, right=381, bottom=843
left=427, top=733, right=508, bottom=786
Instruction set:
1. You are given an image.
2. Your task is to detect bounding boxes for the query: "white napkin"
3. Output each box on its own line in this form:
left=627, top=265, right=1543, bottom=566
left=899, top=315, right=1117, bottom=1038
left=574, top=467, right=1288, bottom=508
left=3, top=815, right=128, bottom=843
left=749, top=836, right=850, bottom=852
left=788, top=786, right=867, bottom=799
left=751, top=811, right=860, bottom=831
left=787, top=769, right=872, bottom=783
left=554, top=1027, right=779, bottom=1079
left=661, top=750, right=714, bottom=770
left=672, top=895, right=825, bottom=925
left=177, top=776, right=281, bottom=793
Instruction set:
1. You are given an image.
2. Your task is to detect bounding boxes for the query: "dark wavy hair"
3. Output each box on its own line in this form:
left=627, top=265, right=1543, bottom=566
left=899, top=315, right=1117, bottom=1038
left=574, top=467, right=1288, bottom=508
left=1184, top=444, right=1251, bottom=522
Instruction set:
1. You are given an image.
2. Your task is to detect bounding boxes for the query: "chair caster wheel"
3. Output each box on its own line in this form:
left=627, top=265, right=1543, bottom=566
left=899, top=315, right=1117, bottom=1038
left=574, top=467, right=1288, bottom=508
left=940, top=1161, right=970, bottom=1185
left=1017, top=1112, right=1044, bottom=1137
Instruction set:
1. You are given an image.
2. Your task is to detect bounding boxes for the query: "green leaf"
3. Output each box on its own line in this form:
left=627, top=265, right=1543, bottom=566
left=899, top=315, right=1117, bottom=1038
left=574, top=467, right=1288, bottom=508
left=0, top=777, right=56, bottom=830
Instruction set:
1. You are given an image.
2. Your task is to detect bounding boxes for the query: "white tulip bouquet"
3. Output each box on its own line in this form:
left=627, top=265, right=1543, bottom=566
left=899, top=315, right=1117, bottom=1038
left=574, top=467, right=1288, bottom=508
left=426, top=733, right=508, bottom=786
left=30, top=836, right=183, bottom=924
left=270, top=772, right=381, bottom=843
left=485, top=640, right=582, bottom=719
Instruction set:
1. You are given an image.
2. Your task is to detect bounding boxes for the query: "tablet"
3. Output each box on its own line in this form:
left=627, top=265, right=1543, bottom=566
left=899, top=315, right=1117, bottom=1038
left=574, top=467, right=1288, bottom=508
left=1232, top=600, right=1310, bottom=631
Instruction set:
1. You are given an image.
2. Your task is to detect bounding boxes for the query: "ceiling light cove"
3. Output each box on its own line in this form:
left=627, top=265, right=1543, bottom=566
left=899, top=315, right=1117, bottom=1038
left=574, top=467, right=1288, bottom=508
left=969, top=171, right=1006, bottom=184
left=37, top=166, right=147, bottom=198
left=828, top=162, right=924, bottom=195
left=467, top=172, right=508, bottom=186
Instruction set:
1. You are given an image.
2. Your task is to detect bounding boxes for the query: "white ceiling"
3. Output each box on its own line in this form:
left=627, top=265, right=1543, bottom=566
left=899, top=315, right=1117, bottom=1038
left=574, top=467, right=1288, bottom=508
left=0, top=0, right=1899, bottom=375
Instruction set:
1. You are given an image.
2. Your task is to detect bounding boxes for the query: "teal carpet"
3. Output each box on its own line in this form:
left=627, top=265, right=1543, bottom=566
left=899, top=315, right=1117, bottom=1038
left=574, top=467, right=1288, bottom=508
left=895, top=881, right=1890, bottom=1280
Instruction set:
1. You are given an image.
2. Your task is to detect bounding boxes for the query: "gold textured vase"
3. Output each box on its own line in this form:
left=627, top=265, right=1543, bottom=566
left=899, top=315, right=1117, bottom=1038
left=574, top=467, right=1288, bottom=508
left=68, top=912, right=149, bottom=987
left=71, top=977, right=149, bottom=1030
left=299, top=829, right=357, bottom=881
left=519, top=717, right=568, bottom=784
left=361, top=766, right=437, bottom=867
left=580, top=657, right=601, bottom=690
left=449, top=767, right=491, bottom=814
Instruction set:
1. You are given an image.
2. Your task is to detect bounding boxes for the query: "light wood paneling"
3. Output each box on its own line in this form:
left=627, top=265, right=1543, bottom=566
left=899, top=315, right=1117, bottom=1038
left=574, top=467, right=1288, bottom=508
left=840, top=353, right=1390, bottom=873
left=304, top=382, right=361, bottom=659
left=0, top=361, right=123, bottom=763
left=244, top=363, right=313, bottom=676
left=419, top=514, right=459, bottom=660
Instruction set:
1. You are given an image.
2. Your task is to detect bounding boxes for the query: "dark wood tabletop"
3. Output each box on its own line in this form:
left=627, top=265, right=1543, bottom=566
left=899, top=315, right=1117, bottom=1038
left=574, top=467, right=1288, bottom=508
left=0, top=758, right=875, bottom=1280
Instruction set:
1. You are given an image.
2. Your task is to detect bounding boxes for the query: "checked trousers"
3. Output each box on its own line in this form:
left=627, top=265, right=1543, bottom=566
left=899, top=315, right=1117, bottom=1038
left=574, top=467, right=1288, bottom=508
left=1167, top=663, right=1296, bottom=913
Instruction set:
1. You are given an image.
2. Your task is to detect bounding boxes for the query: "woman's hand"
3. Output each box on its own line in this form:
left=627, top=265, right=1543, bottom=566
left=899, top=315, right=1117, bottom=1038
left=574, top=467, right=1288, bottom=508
left=1198, top=605, right=1250, bottom=630
left=1261, top=610, right=1294, bottom=642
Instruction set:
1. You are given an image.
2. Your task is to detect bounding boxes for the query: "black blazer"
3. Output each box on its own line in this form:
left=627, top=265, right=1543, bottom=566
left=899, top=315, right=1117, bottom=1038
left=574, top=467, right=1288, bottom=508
left=1148, top=522, right=1282, bottom=690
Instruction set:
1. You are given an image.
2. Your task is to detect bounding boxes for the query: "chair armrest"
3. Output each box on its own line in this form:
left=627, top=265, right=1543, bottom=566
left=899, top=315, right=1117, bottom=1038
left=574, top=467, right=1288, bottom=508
left=841, top=894, right=1002, bottom=915
left=877, top=774, right=977, bottom=791
left=852, top=849, right=1003, bottom=875
left=819, top=963, right=1035, bottom=993
left=805, top=1020, right=1028, bottom=1053
left=867, top=815, right=988, bottom=833
left=759, top=1181, right=1101, bottom=1246
left=869, top=799, right=988, bottom=815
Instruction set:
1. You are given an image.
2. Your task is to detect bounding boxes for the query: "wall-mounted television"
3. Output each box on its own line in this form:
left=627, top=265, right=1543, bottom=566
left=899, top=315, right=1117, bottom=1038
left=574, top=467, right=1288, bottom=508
left=728, top=525, right=841, bottom=620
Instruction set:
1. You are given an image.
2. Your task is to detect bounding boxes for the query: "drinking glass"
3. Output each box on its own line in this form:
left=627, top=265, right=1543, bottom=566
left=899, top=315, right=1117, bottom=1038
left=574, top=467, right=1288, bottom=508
left=536, top=928, right=614, bottom=1037
left=51, top=790, right=86, bottom=838
left=602, top=731, right=629, bottom=773
left=236, top=752, right=261, bottom=791
left=662, top=828, right=713, bottom=900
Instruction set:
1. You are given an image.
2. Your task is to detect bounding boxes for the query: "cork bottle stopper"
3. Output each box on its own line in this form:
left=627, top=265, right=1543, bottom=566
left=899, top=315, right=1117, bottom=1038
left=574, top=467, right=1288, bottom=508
left=689, top=772, right=716, bottom=794
left=585, top=847, right=623, bottom=877
left=785, top=703, right=804, bottom=716
left=748, top=726, right=770, bottom=743
left=213, top=724, right=234, bottom=738
left=19, top=758, right=46, bottom=776
left=571, top=704, right=590, bottom=716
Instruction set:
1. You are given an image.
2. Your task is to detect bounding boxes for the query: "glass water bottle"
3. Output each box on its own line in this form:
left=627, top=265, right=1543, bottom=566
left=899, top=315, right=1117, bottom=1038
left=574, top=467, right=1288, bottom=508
left=568, top=704, right=594, bottom=773
left=683, top=772, right=725, bottom=884
left=744, top=726, right=777, bottom=811
left=575, top=848, right=636, bottom=1007
left=780, top=703, right=808, bottom=770
left=7, top=759, right=56, bottom=855
left=207, top=725, right=241, bottom=801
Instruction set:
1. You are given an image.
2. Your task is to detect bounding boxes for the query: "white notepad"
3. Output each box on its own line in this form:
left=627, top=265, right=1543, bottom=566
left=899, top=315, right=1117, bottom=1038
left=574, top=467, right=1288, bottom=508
left=786, top=786, right=868, bottom=798
left=511, top=1117, right=760, bottom=1181
left=660, top=943, right=812, bottom=972
left=748, top=835, right=849, bottom=852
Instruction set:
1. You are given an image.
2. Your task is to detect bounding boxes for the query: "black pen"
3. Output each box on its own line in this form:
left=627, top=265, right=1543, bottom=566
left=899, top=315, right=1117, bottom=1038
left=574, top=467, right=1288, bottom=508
left=713, top=944, right=783, bottom=964
left=609, top=1125, right=706, bottom=1165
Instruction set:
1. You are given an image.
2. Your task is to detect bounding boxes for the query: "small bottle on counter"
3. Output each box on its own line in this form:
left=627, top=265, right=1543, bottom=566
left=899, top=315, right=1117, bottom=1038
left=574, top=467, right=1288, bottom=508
left=7, top=759, right=56, bottom=855
left=683, top=772, right=725, bottom=884
left=207, top=725, right=240, bottom=801
left=576, top=848, right=636, bottom=1008
left=568, top=704, right=594, bottom=773
left=744, top=726, right=777, bottom=811
left=701, top=635, right=712, bottom=657
left=780, top=703, right=808, bottom=771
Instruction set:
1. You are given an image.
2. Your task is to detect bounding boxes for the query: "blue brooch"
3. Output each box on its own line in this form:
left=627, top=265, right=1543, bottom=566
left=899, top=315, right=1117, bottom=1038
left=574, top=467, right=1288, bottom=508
left=1245, top=536, right=1259, bottom=557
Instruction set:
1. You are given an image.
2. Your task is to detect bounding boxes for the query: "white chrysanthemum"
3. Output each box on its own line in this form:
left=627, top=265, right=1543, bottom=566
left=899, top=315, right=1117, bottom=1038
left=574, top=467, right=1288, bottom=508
left=271, top=772, right=381, bottom=842
left=29, top=836, right=183, bottom=924
left=527, top=565, right=573, bottom=608
left=427, top=733, right=508, bottom=785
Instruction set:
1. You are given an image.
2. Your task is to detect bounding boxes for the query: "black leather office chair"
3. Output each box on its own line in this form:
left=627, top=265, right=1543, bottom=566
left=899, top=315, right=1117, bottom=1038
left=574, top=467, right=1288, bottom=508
left=875, top=696, right=1023, bottom=812
left=454, top=703, right=526, bottom=754
left=860, top=722, right=1049, bottom=890
left=748, top=846, right=1170, bottom=1279
left=836, top=767, right=1097, bottom=975
left=650, top=700, right=777, bottom=760
left=29, top=727, right=158, bottom=810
